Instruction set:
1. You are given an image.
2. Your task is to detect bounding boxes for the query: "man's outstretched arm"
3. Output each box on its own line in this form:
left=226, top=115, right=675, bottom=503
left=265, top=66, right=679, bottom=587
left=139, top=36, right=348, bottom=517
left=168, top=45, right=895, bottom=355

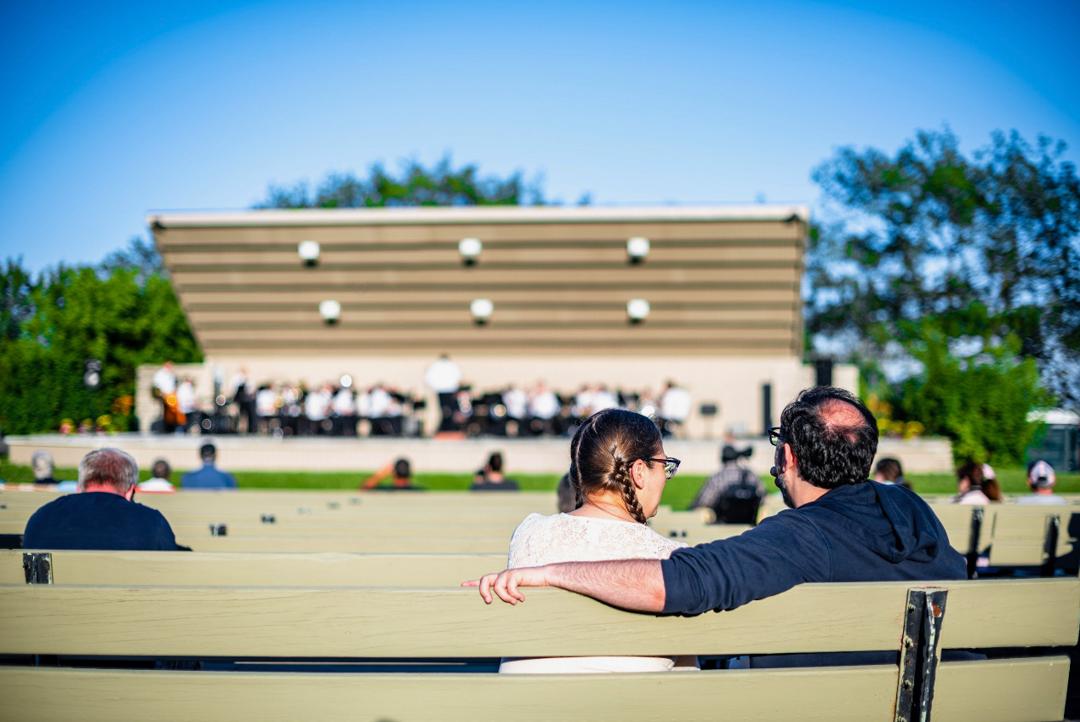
left=464, top=559, right=665, bottom=613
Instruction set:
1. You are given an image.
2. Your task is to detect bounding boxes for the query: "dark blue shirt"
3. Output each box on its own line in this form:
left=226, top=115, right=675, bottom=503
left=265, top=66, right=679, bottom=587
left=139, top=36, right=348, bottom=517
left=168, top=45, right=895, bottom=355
left=662, top=481, right=965, bottom=616
left=23, top=492, right=180, bottom=551
left=180, top=464, right=237, bottom=490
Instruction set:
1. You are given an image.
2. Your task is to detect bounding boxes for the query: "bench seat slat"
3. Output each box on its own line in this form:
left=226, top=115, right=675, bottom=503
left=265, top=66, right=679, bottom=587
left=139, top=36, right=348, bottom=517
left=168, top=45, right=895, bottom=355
left=0, top=665, right=901, bottom=722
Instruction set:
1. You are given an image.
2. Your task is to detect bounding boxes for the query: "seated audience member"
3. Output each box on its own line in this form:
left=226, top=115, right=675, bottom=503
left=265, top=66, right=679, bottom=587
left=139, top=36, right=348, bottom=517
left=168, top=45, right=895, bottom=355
left=23, top=448, right=181, bottom=550
left=497, top=408, right=692, bottom=673
left=361, top=457, right=422, bottom=491
left=953, top=461, right=991, bottom=505
left=691, top=444, right=764, bottom=524
left=471, top=452, right=520, bottom=491
left=180, top=443, right=238, bottom=490
left=31, top=451, right=59, bottom=486
left=982, top=465, right=1004, bottom=502
left=556, top=471, right=577, bottom=513
left=1017, top=460, right=1065, bottom=505
left=873, top=457, right=911, bottom=490
left=470, top=387, right=965, bottom=670
left=138, top=459, right=176, bottom=493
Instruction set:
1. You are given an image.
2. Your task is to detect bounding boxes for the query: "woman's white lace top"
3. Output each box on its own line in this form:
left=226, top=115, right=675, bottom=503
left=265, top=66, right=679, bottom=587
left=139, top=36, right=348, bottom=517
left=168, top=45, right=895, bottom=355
left=507, top=512, right=687, bottom=568
left=499, top=513, right=690, bottom=674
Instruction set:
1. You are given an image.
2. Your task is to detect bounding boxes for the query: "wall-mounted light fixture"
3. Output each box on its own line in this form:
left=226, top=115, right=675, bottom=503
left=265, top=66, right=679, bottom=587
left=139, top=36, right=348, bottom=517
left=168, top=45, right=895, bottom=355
left=626, top=298, right=650, bottom=324
left=470, top=298, right=494, bottom=325
left=626, top=236, right=650, bottom=264
left=319, top=300, right=341, bottom=325
left=459, top=237, right=482, bottom=266
left=298, top=240, right=321, bottom=267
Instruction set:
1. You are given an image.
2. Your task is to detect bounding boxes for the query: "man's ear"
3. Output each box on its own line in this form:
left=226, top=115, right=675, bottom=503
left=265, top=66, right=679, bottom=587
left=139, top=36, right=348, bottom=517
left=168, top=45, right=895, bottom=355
left=783, top=444, right=798, bottom=478
left=125, top=486, right=137, bottom=501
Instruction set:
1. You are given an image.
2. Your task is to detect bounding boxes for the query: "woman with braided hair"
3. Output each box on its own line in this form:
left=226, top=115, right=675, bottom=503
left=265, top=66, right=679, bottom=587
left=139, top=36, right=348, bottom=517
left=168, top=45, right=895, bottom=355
left=499, top=408, right=693, bottom=674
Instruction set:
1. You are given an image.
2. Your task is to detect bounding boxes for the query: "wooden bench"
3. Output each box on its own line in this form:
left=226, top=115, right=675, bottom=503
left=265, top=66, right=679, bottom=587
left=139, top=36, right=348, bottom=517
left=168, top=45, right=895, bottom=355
left=4, top=550, right=505, bottom=587
left=0, top=578, right=1075, bottom=721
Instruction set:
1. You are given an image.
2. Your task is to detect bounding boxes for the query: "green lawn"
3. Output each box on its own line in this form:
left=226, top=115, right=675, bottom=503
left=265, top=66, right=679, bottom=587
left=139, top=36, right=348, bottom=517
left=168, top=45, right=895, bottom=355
left=3, top=461, right=1076, bottom=511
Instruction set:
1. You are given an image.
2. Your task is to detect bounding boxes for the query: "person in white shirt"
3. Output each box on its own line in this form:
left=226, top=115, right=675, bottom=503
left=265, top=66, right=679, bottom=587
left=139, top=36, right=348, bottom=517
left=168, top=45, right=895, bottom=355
left=425, top=354, right=462, bottom=432
left=503, top=385, right=528, bottom=435
left=528, top=382, right=561, bottom=435
left=331, top=385, right=357, bottom=436
left=304, top=383, right=332, bottom=433
left=152, top=362, right=177, bottom=396
left=660, top=380, right=692, bottom=437
left=137, top=459, right=176, bottom=493
left=1017, top=460, right=1066, bottom=505
left=953, top=460, right=992, bottom=505
left=255, top=384, right=279, bottom=434
left=497, top=408, right=692, bottom=673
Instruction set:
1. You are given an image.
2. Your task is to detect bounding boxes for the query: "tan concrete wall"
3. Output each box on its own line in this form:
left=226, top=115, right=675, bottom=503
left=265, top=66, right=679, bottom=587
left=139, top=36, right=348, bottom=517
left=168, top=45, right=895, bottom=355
left=5, top=434, right=954, bottom=475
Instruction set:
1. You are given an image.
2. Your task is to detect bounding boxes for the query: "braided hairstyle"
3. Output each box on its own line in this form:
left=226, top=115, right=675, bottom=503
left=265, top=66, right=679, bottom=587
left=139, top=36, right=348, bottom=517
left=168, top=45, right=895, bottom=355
left=569, top=409, right=663, bottom=524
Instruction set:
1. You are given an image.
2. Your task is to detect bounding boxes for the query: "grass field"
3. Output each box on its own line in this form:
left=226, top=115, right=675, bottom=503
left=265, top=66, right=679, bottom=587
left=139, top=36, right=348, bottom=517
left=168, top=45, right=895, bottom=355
left=3, top=460, right=1077, bottom=511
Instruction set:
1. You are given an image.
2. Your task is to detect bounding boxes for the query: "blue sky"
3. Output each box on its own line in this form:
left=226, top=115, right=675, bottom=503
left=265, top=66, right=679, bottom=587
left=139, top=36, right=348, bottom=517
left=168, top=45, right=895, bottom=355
left=2, top=0, right=1078, bottom=271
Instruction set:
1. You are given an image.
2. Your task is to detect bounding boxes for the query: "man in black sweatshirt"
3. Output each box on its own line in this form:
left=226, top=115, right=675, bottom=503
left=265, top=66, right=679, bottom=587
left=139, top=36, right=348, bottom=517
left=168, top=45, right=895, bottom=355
left=472, top=387, right=965, bottom=637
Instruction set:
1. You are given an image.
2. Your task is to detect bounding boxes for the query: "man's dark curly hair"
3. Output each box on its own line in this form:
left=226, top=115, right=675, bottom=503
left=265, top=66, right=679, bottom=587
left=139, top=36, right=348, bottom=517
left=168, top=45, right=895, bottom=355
left=779, top=386, right=878, bottom=489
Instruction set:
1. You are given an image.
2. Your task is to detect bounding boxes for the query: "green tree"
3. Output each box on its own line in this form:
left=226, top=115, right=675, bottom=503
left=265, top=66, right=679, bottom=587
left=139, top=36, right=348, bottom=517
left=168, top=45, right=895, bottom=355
left=0, top=250, right=200, bottom=435
left=893, top=320, right=1047, bottom=464
left=808, top=129, right=1079, bottom=406
left=255, top=156, right=548, bottom=209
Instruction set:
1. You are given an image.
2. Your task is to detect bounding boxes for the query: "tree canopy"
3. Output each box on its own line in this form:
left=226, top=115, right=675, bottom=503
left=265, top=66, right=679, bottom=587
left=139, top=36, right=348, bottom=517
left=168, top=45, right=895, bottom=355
left=255, top=156, right=549, bottom=209
left=808, top=129, right=1079, bottom=462
left=0, top=240, right=201, bottom=435
left=808, top=129, right=1078, bottom=402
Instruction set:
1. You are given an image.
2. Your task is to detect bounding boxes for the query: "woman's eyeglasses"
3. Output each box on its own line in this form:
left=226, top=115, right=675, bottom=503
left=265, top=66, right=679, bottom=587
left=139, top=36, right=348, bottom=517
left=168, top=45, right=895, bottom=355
left=768, top=427, right=785, bottom=447
left=643, top=457, right=681, bottom=479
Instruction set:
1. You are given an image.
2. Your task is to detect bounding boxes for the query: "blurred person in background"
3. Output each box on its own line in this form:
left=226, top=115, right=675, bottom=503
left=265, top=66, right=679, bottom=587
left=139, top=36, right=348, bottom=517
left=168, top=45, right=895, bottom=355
left=659, top=380, right=692, bottom=437
left=1018, top=460, right=1064, bottom=505
left=180, top=443, right=237, bottom=490
left=873, top=457, right=911, bottom=490
left=137, top=458, right=176, bottom=493
left=426, top=354, right=462, bottom=433
left=471, top=452, right=520, bottom=491
left=31, top=451, right=59, bottom=486
left=691, top=443, right=764, bottom=524
left=528, top=381, right=560, bottom=436
left=981, top=464, right=1004, bottom=502
left=231, top=368, right=257, bottom=435
left=361, top=457, right=422, bottom=491
left=176, top=376, right=198, bottom=433
left=556, top=471, right=577, bottom=513
left=24, top=448, right=181, bottom=550
left=954, top=461, right=991, bottom=504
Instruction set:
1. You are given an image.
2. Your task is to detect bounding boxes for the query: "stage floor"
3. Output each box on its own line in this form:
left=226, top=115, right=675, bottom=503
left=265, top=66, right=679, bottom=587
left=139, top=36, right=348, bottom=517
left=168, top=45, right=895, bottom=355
left=4, top=433, right=954, bottom=475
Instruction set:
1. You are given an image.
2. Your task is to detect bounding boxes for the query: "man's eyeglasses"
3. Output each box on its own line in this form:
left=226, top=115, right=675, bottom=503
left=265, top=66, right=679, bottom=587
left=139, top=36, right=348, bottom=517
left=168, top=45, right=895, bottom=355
left=768, top=427, right=785, bottom=447
left=643, top=457, right=681, bottom=479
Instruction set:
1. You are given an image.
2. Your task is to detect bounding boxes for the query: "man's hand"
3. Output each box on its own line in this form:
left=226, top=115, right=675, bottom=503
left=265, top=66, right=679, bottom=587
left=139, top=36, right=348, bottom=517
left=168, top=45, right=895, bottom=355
left=462, top=566, right=551, bottom=605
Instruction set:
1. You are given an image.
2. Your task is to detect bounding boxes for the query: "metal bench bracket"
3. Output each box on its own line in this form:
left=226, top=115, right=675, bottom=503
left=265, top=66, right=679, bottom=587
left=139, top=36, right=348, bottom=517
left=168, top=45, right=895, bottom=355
left=23, top=552, right=53, bottom=584
left=895, top=587, right=948, bottom=722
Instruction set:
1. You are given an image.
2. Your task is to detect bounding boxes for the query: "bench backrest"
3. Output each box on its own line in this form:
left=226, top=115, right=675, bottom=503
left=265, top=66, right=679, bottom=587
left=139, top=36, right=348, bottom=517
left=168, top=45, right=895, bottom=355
left=0, top=579, right=1074, bottom=722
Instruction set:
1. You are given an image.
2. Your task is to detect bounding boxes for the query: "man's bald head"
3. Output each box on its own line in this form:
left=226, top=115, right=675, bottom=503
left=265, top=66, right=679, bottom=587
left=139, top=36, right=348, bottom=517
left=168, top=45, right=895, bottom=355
left=778, top=387, right=879, bottom=489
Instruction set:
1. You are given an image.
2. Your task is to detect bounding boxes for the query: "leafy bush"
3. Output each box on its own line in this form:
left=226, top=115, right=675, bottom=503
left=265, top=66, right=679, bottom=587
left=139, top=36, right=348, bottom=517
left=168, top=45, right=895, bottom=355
left=0, top=250, right=201, bottom=435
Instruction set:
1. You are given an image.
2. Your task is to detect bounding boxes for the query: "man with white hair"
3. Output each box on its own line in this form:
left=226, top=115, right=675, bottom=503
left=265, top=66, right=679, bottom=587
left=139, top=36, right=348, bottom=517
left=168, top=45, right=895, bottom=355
left=31, top=451, right=59, bottom=486
left=23, top=448, right=180, bottom=550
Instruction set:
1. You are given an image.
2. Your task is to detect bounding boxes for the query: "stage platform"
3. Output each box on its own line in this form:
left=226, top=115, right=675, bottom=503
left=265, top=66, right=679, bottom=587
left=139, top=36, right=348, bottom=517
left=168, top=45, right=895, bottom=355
left=4, top=433, right=953, bottom=475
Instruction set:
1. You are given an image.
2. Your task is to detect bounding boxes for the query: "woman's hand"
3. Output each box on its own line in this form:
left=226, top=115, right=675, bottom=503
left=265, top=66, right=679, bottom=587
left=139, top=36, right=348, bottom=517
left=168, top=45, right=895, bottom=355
left=462, top=566, right=551, bottom=605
